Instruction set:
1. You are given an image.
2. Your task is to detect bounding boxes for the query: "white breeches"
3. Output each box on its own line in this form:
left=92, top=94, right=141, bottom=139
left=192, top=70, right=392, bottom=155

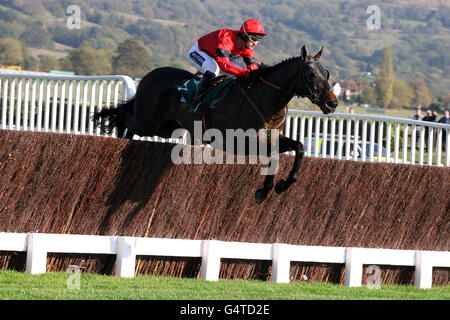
left=187, top=43, right=245, bottom=76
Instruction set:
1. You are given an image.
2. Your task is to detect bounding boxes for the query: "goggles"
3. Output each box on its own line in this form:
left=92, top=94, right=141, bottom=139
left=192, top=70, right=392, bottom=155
left=248, top=34, right=263, bottom=43
left=242, top=24, right=263, bottom=43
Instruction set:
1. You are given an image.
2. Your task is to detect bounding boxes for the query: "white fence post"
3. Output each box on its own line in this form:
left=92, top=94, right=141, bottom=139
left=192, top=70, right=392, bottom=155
left=200, top=240, right=221, bottom=281
left=344, top=247, right=363, bottom=287
left=26, top=233, right=47, bottom=275
left=115, top=236, right=136, bottom=278
left=271, top=243, right=290, bottom=283
left=415, top=251, right=433, bottom=289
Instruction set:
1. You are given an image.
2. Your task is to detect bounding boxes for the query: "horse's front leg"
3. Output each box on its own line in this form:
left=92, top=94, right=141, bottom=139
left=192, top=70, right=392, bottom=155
left=255, top=172, right=274, bottom=205
left=274, top=135, right=304, bottom=194
left=254, top=131, right=276, bottom=205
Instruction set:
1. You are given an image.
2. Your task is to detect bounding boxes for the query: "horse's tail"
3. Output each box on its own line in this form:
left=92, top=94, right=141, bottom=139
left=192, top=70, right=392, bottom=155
left=92, top=98, right=135, bottom=135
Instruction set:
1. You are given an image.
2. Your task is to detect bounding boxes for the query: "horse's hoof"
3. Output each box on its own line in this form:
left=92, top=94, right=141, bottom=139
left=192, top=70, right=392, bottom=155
left=255, top=189, right=267, bottom=205
left=274, top=180, right=288, bottom=194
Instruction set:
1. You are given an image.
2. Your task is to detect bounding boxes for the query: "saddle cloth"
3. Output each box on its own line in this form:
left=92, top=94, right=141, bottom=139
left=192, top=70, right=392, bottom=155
left=176, top=76, right=234, bottom=109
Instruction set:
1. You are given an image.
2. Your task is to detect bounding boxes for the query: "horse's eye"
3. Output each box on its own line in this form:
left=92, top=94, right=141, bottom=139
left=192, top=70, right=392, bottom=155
left=309, top=72, right=316, bottom=81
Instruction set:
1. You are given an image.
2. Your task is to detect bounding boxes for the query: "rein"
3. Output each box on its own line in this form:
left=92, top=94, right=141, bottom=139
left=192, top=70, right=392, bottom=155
left=259, top=76, right=298, bottom=97
left=230, top=61, right=321, bottom=128
left=258, top=62, right=320, bottom=105
left=233, top=80, right=267, bottom=125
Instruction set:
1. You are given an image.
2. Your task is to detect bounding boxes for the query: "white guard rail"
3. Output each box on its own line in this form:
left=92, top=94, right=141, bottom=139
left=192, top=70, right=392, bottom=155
left=0, top=73, right=135, bottom=136
left=283, top=110, right=450, bottom=166
left=1, top=72, right=449, bottom=166
left=0, top=232, right=449, bottom=289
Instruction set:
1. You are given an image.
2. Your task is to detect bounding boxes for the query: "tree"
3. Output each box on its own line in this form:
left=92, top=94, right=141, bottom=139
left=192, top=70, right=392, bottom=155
left=390, top=79, right=415, bottom=108
left=50, top=25, right=86, bottom=48
left=0, top=38, right=24, bottom=66
left=0, top=21, right=17, bottom=38
left=19, top=23, right=53, bottom=49
left=375, top=46, right=393, bottom=107
left=38, top=55, right=60, bottom=72
left=68, top=48, right=113, bottom=75
left=58, top=56, right=73, bottom=72
left=112, top=39, right=152, bottom=78
left=410, top=81, right=433, bottom=108
left=359, top=85, right=377, bottom=105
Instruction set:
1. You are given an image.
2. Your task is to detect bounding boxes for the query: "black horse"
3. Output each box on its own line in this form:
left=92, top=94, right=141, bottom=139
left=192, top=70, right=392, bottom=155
left=93, top=46, right=338, bottom=204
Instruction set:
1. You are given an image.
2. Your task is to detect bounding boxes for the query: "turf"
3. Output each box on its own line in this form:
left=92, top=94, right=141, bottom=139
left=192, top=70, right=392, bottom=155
left=0, top=270, right=448, bottom=300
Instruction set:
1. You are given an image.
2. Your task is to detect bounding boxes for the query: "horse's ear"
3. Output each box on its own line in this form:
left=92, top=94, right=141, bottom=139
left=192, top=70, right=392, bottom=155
left=314, top=46, right=323, bottom=60
left=300, top=45, right=308, bottom=62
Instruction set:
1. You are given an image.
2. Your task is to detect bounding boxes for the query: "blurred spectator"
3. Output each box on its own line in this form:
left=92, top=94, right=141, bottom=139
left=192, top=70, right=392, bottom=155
left=422, top=109, right=437, bottom=152
left=412, top=107, right=422, bottom=149
left=348, top=107, right=355, bottom=114
left=412, top=107, right=422, bottom=121
left=422, top=109, right=437, bottom=122
left=438, top=110, right=450, bottom=151
left=439, top=110, right=450, bottom=125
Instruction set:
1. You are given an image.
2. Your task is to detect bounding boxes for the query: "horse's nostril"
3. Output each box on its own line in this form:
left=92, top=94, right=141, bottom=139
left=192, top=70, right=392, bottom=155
left=327, top=100, right=337, bottom=109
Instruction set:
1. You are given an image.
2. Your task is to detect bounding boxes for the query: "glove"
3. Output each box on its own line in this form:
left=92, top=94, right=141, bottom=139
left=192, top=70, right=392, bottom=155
left=247, top=64, right=259, bottom=71
left=259, top=62, right=271, bottom=69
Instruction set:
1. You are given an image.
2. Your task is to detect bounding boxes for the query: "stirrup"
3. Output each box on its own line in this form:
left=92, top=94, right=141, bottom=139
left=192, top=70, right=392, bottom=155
left=191, top=103, right=203, bottom=116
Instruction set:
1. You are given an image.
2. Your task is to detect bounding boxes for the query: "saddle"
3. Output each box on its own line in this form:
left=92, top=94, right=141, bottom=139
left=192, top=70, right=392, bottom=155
left=176, top=75, right=234, bottom=109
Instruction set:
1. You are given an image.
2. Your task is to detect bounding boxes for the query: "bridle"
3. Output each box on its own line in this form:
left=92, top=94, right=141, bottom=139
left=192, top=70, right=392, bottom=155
left=231, top=60, right=326, bottom=126
left=259, top=61, right=321, bottom=105
left=300, top=63, right=321, bottom=105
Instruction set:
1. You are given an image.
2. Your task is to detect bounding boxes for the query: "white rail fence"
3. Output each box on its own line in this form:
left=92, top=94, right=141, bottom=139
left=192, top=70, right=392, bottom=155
left=284, top=111, right=450, bottom=166
left=1, top=72, right=449, bottom=166
left=0, top=73, right=135, bottom=135
left=0, top=232, right=449, bottom=289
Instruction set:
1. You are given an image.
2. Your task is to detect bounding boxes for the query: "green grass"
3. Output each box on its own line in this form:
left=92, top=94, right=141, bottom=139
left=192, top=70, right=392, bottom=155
left=0, top=270, right=448, bottom=300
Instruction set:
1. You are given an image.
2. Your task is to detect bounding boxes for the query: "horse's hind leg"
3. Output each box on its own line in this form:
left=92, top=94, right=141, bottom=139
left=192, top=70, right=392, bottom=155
left=119, top=127, right=134, bottom=139
left=115, top=99, right=135, bottom=139
left=122, top=111, right=151, bottom=138
left=274, top=135, right=304, bottom=194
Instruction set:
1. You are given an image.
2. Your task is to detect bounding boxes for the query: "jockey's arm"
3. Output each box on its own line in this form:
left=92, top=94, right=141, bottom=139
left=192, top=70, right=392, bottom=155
left=215, top=48, right=249, bottom=77
left=245, top=59, right=271, bottom=70
left=243, top=57, right=260, bottom=71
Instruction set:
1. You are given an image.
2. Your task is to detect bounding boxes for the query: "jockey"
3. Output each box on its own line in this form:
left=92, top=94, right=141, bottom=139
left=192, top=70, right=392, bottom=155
left=187, top=19, right=267, bottom=115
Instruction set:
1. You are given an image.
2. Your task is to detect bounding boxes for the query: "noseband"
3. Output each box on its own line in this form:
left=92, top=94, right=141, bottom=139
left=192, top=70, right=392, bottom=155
left=301, top=64, right=321, bottom=105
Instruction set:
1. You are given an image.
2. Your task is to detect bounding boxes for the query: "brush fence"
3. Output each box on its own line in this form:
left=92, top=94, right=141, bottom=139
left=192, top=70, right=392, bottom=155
left=0, top=232, right=448, bottom=289
left=1, top=72, right=449, bottom=166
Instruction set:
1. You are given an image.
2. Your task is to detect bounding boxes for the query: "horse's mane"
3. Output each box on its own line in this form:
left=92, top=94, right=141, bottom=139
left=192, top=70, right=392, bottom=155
left=248, top=56, right=303, bottom=79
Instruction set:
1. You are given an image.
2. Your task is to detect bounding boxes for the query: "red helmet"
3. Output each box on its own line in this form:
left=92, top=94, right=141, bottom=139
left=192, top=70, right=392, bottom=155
left=239, top=19, right=267, bottom=36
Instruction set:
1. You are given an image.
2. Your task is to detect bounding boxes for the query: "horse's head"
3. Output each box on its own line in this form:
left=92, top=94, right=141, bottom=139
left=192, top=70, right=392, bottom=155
left=298, top=46, right=338, bottom=114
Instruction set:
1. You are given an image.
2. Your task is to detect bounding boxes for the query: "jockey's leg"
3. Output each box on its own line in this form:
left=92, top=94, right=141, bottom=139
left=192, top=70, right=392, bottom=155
left=190, top=70, right=215, bottom=116
left=187, top=43, right=220, bottom=116
left=187, top=43, right=220, bottom=75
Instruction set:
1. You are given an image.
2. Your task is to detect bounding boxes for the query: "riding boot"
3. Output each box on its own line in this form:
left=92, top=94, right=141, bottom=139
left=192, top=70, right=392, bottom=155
left=190, top=70, right=215, bottom=116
